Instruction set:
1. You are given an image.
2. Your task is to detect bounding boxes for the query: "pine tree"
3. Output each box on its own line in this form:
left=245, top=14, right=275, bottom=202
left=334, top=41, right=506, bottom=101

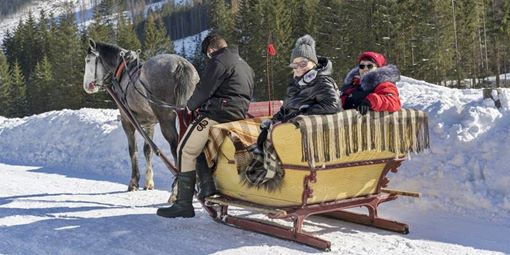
left=10, top=62, right=27, bottom=117
left=429, top=0, right=457, bottom=86
left=50, top=2, right=86, bottom=111
left=30, top=56, right=53, bottom=114
left=209, top=0, right=235, bottom=43
left=486, top=0, right=510, bottom=87
left=189, top=32, right=206, bottom=74
left=316, top=0, right=353, bottom=80
left=143, top=14, right=173, bottom=59
left=116, top=13, right=142, bottom=50
left=234, top=0, right=269, bottom=101
left=290, top=0, right=319, bottom=37
left=88, top=7, right=116, bottom=44
left=0, top=54, right=11, bottom=116
left=263, top=0, right=294, bottom=100
left=18, top=10, right=42, bottom=79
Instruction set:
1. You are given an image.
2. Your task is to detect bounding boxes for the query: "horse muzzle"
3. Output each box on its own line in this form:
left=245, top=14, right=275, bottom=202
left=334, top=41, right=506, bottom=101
left=85, top=81, right=99, bottom=94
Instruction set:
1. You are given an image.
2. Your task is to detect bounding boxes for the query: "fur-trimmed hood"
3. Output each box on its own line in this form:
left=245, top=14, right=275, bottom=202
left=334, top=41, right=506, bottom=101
left=296, top=56, right=333, bottom=86
left=341, top=64, right=400, bottom=92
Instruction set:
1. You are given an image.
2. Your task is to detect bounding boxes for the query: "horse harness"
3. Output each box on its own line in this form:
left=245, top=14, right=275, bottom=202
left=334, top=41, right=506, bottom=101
left=111, top=51, right=185, bottom=111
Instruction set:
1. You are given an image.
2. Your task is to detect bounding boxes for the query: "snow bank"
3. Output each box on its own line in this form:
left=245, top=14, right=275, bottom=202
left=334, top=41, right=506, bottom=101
left=0, top=108, right=173, bottom=184
left=395, top=77, right=510, bottom=219
left=0, top=78, right=509, bottom=221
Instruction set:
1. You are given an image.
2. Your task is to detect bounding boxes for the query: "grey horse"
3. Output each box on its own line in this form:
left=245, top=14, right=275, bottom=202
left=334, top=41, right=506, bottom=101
left=83, top=39, right=199, bottom=191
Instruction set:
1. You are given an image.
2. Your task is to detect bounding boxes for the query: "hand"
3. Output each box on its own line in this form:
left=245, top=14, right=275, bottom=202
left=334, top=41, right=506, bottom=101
left=185, top=106, right=192, bottom=115
left=356, top=99, right=371, bottom=115
left=298, top=104, right=310, bottom=113
left=345, top=90, right=368, bottom=109
left=260, top=119, right=272, bottom=130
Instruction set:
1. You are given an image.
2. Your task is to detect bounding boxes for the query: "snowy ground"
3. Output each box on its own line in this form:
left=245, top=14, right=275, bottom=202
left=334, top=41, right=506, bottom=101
left=1, top=76, right=510, bottom=254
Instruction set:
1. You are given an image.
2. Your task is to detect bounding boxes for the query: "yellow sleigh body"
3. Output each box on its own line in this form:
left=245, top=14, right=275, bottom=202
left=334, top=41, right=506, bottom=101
left=213, top=122, right=398, bottom=207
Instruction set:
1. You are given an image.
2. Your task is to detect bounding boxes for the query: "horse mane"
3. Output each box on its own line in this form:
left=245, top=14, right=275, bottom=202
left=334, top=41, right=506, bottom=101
left=94, top=42, right=125, bottom=68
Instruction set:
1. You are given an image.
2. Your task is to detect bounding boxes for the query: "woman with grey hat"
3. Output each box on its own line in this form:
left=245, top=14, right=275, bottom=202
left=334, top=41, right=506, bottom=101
left=256, top=34, right=341, bottom=151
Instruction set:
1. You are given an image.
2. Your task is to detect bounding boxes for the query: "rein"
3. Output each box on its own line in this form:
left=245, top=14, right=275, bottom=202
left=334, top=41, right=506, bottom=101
left=106, top=82, right=179, bottom=175
left=94, top=55, right=113, bottom=88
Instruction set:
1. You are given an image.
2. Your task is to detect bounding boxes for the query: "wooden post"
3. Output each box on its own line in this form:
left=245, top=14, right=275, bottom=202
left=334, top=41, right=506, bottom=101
left=483, top=88, right=501, bottom=109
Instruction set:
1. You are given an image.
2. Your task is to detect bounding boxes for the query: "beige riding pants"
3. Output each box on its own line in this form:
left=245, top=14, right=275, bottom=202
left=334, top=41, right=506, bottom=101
left=177, top=116, right=219, bottom=172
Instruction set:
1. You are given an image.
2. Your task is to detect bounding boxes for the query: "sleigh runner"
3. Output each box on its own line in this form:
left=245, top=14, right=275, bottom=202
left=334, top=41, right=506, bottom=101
left=196, top=103, right=429, bottom=250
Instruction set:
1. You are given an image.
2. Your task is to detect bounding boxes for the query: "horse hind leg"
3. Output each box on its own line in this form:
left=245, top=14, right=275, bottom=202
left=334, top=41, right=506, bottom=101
left=156, top=110, right=179, bottom=161
left=143, top=125, right=155, bottom=190
left=121, top=117, right=140, bottom=191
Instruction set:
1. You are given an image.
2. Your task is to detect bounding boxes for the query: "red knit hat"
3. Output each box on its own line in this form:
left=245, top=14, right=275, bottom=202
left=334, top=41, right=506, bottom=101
left=357, top=51, right=386, bottom=67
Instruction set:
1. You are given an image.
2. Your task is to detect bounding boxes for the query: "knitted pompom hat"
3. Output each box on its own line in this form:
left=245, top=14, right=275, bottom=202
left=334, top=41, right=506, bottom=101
left=290, top=34, right=318, bottom=64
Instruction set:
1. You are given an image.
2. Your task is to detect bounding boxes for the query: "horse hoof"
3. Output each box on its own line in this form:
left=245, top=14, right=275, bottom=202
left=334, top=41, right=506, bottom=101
left=143, top=185, right=154, bottom=190
left=127, top=186, right=138, bottom=191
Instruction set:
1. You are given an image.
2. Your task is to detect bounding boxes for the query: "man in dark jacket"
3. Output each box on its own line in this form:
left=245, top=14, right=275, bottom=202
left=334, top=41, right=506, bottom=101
left=157, top=34, right=255, bottom=218
left=256, top=34, right=341, bottom=150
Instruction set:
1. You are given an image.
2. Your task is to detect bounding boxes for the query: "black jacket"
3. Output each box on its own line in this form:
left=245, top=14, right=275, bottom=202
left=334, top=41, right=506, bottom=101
left=187, top=47, right=255, bottom=123
left=272, top=57, right=341, bottom=122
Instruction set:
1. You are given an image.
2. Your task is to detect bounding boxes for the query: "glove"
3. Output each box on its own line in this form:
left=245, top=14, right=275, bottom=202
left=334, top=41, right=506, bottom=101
left=345, top=90, right=368, bottom=109
left=356, top=99, right=371, bottom=115
left=260, top=119, right=272, bottom=130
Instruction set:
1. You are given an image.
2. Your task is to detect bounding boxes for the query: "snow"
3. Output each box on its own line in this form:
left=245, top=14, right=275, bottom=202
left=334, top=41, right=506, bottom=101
left=1, top=77, right=510, bottom=254
left=0, top=0, right=97, bottom=42
left=174, top=30, right=210, bottom=58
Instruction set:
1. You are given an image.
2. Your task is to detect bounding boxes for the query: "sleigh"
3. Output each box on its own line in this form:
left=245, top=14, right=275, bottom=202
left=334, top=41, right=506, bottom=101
left=200, top=102, right=429, bottom=251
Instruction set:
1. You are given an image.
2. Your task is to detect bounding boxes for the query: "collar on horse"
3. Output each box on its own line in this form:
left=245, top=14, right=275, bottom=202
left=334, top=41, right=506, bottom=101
left=114, top=61, right=126, bottom=81
left=114, top=50, right=141, bottom=82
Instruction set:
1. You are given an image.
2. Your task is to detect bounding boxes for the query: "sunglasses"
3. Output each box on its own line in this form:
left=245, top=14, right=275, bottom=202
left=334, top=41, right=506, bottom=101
left=359, top=64, right=375, bottom=70
left=289, top=59, right=309, bottom=69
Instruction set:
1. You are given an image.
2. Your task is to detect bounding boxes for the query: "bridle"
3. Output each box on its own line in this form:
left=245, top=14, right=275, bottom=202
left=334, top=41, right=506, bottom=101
left=89, top=49, right=112, bottom=89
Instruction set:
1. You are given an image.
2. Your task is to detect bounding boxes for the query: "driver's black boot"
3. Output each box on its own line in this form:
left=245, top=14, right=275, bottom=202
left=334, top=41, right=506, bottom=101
left=156, top=171, right=196, bottom=218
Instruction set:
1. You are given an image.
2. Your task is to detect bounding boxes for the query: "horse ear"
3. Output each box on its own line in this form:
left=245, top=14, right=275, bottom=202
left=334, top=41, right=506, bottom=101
left=89, top=38, right=96, bottom=49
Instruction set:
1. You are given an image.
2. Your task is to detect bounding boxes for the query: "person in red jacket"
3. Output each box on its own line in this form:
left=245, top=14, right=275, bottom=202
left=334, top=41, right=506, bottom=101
left=340, top=51, right=401, bottom=115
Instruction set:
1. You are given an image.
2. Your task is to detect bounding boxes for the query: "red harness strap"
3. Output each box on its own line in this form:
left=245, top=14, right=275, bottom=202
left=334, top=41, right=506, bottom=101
left=114, top=61, right=126, bottom=81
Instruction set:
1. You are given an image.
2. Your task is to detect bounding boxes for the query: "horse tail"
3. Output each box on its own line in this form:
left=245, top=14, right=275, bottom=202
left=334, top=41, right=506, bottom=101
left=173, top=58, right=197, bottom=106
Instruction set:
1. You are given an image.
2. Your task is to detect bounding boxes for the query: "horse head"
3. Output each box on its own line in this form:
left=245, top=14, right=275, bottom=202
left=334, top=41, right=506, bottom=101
left=83, top=39, right=107, bottom=94
left=83, top=39, right=125, bottom=94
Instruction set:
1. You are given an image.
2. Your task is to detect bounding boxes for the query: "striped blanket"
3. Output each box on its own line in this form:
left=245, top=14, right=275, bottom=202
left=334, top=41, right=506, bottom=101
left=291, top=109, right=430, bottom=164
left=204, top=117, right=264, bottom=169
left=204, top=118, right=283, bottom=189
left=204, top=109, right=429, bottom=189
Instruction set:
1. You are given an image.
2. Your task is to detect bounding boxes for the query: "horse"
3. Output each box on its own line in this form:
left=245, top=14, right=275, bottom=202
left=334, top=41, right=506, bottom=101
left=83, top=39, right=199, bottom=191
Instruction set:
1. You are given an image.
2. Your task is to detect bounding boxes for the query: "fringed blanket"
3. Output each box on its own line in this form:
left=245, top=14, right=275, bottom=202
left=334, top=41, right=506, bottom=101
left=204, top=117, right=263, bottom=168
left=291, top=109, right=430, bottom=164
left=204, top=118, right=283, bottom=190
left=205, top=109, right=429, bottom=190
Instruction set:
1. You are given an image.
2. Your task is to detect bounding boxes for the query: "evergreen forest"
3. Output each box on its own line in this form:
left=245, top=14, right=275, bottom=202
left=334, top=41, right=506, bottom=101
left=1, top=0, right=509, bottom=117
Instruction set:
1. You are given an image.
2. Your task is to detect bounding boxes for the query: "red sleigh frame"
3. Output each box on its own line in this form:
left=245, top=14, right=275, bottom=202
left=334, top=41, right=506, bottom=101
left=204, top=157, right=410, bottom=251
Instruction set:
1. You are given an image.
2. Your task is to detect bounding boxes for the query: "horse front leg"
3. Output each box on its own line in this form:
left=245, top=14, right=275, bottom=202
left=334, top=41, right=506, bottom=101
left=143, top=125, right=155, bottom=190
left=121, top=116, right=140, bottom=191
